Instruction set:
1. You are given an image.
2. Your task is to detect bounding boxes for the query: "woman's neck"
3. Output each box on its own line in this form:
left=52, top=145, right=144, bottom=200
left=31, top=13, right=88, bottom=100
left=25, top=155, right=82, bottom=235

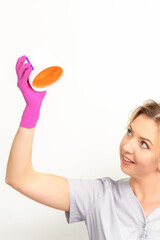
left=129, top=173, right=160, bottom=203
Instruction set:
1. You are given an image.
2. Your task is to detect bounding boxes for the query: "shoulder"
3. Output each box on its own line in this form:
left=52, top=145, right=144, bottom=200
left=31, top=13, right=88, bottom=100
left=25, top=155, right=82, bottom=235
left=66, top=177, right=129, bottom=200
left=95, top=177, right=130, bottom=198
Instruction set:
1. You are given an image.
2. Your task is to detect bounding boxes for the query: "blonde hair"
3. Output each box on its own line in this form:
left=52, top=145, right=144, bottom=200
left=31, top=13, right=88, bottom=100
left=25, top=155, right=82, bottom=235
left=126, top=99, right=160, bottom=169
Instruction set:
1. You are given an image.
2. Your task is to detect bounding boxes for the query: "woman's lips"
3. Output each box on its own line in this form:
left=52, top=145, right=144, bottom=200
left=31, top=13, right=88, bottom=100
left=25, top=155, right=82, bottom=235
left=122, top=155, right=135, bottom=165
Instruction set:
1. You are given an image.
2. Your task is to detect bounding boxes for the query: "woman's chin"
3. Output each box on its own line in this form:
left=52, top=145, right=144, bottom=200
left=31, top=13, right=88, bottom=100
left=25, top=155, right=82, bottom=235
left=120, top=164, right=132, bottom=176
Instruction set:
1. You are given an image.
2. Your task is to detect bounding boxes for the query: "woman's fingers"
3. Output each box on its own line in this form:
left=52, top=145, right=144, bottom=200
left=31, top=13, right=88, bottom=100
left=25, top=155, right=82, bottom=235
left=16, top=55, right=33, bottom=88
left=17, top=65, right=33, bottom=89
left=15, top=55, right=26, bottom=74
left=23, top=66, right=33, bottom=82
left=18, top=62, right=32, bottom=80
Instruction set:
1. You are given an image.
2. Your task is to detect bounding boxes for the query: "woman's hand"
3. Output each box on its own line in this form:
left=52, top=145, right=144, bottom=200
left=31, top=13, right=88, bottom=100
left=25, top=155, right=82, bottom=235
left=16, top=55, right=47, bottom=128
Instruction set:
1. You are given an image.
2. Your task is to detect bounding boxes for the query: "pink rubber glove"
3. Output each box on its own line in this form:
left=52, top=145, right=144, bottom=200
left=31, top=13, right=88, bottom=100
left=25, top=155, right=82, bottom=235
left=16, top=55, right=47, bottom=128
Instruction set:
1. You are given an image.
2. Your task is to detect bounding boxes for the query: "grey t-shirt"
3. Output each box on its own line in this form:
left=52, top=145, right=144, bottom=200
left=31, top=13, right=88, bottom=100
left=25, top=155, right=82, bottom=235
left=65, top=177, right=160, bottom=240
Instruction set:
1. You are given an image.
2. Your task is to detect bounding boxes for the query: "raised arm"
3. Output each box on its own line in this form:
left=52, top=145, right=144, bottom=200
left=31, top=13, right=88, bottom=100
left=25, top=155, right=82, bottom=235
left=5, top=56, right=70, bottom=212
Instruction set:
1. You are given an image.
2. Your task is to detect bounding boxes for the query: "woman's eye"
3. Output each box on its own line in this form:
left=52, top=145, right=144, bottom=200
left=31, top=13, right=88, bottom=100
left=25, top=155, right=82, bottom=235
left=127, top=129, right=132, bottom=135
left=141, top=141, right=148, bottom=149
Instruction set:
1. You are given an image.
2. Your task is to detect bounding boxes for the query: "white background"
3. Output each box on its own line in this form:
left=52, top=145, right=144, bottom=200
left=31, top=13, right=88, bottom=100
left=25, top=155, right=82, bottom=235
left=0, top=0, right=160, bottom=239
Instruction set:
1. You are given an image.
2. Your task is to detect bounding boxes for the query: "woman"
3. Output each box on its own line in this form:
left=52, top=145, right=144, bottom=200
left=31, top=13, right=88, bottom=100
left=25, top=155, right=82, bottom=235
left=6, top=56, right=160, bottom=240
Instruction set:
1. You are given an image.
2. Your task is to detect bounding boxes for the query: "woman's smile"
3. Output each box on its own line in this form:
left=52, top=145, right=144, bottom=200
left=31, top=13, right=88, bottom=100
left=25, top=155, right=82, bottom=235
left=122, top=156, right=135, bottom=165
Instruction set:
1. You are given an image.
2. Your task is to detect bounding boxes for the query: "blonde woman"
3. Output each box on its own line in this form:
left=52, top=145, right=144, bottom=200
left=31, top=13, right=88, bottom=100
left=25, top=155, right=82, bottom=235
left=6, top=56, right=160, bottom=240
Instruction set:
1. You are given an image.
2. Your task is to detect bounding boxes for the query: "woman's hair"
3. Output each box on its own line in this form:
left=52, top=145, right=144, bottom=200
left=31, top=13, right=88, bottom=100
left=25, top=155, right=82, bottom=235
left=126, top=99, right=160, bottom=167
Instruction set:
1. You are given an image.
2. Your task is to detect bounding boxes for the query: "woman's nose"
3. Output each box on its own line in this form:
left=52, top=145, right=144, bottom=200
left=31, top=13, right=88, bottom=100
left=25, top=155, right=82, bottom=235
left=123, top=140, right=135, bottom=154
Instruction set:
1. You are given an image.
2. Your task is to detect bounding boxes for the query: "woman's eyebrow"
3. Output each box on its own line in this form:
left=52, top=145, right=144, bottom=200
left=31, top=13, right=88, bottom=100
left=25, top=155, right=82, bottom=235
left=129, top=125, right=153, bottom=146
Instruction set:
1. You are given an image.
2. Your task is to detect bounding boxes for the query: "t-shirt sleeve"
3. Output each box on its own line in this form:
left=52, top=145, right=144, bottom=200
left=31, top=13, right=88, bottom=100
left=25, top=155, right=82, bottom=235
left=65, top=177, right=110, bottom=224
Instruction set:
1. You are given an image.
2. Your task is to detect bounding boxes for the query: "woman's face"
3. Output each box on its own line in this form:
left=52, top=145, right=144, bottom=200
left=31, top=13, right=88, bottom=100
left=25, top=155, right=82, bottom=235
left=119, top=114, right=160, bottom=179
